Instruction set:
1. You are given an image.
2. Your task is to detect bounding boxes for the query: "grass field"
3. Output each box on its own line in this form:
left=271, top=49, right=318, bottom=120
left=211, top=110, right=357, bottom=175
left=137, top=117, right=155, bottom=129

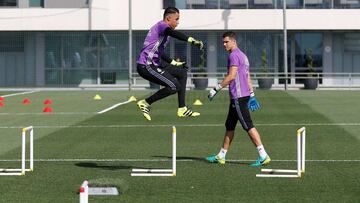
left=0, top=90, right=359, bottom=203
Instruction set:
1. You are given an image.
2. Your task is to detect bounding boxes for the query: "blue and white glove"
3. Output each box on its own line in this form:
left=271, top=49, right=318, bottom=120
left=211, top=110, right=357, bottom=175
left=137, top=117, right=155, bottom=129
left=208, top=84, right=222, bottom=101
left=247, top=91, right=261, bottom=111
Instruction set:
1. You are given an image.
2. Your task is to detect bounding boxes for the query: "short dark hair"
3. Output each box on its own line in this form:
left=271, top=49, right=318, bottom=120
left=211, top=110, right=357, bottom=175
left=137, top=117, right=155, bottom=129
left=223, top=31, right=236, bottom=39
left=163, top=7, right=179, bottom=19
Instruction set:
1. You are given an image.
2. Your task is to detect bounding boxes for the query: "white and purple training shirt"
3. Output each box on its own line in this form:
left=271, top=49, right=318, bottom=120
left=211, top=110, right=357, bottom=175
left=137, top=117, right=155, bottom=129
left=227, top=48, right=251, bottom=99
left=137, top=21, right=170, bottom=66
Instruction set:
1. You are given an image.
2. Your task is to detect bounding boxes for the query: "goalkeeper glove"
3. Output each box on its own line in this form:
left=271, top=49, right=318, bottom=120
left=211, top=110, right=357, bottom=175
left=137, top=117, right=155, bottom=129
left=208, top=84, right=222, bottom=101
left=247, top=91, right=261, bottom=111
left=170, top=59, right=186, bottom=67
left=188, top=37, right=204, bottom=50
left=170, top=60, right=188, bottom=70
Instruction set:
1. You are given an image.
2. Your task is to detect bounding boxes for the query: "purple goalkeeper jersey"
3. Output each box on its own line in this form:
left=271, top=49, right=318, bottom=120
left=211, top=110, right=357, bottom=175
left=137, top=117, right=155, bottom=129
left=228, top=48, right=251, bottom=99
left=137, top=21, right=170, bottom=66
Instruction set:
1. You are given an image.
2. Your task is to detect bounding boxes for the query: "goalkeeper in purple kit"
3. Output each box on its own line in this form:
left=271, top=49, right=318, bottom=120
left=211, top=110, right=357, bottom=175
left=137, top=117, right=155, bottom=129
left=136, top=7, right=203, bottom=121
left=206, top=31, right=271, bottom=166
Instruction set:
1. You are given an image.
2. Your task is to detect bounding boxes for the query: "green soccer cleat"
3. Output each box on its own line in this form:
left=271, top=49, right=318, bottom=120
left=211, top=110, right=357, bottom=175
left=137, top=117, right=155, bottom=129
left=206, top=155, right=225, bottom=165
left=177, top=106, right=200, bottom=117
left=249, top=155, right=271, bottom=167
left=137, top=99, right=151, bottom=121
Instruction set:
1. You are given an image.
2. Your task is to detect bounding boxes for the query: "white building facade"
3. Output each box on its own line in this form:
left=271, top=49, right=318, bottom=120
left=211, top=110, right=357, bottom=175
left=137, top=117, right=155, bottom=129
left=0, top=0, right=359, bottom=88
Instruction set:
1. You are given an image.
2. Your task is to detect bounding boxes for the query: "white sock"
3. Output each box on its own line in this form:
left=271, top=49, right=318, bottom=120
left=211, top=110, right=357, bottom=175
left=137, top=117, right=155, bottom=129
left=256, top=145, right=268, bottom=158
left=217, top=148, right=227, bottom=159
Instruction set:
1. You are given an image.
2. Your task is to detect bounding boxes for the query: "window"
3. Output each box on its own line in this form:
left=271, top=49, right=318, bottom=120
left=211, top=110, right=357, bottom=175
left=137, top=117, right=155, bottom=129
left=190, top=33, right=207, bottom=68
left=250, top=0, right=275, bottom=9
left=295, top=33, right=323, bottom=68
left=173, top=41, right=187, bottom=63
left=45, top=0, right=88, bottom=8
left=0, top=0, right=17, bottom=7
left=133, top=32, right=147, bottom=70
left=29, top=0, right=44, bottom=7
left=228, top=0, right=248, bottom=9
left=217, top=32, right=276, bottom=72
left=45, top=32, right=129, bottom=85
left=0, top=32, right=24, bottom=52
left=244, top=33, right=274, bottom=72
left=164, top=0, right=240, bottom=9
left=334, top=0, right=360, bottom=8
left=163, top=0, right=175, bottom=8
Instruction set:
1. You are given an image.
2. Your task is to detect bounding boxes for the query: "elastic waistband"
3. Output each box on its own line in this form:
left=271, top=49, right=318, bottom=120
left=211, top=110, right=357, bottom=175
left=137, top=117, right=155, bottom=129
left=232, top=96, right=250, bottom=101
left=137, top=64, right=147, bottom=68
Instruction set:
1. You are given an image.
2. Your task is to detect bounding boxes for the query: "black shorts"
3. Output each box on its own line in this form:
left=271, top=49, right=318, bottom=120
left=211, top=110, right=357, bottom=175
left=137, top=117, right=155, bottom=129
left=136, top=63, right=186, bottom=90
left=225, top=97, right=254, bottom=132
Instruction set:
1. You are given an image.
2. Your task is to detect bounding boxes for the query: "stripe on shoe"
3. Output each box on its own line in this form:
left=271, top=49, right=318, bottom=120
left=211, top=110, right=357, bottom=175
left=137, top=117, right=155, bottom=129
left=184, top=109, right=192, bottom=116
left=140, top=107, right=149, bottom=113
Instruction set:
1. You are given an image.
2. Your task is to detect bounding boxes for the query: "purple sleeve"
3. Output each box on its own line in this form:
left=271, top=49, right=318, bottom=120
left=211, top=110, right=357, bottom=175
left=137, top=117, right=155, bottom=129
left=229, top=53, right=239, bottom=68
left=157, top=22, right=170, bottom=36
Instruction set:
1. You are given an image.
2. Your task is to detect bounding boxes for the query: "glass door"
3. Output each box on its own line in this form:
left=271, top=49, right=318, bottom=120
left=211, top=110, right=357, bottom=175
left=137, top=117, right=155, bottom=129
left=294, top=33, right=323, bottom=84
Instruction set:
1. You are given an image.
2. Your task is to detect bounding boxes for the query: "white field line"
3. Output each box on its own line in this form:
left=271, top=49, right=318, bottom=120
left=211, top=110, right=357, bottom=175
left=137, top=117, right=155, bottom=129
left=0, top=159, right=359, bottom=162
left=1, top=91, right=38, bottom=98
left=0, top=92, right=132, bottom=115
left=2, top=123, right=360, bottom=129
left=0, top=112, right=97, bottom=115
left=97, top=99, right=134, bottom=114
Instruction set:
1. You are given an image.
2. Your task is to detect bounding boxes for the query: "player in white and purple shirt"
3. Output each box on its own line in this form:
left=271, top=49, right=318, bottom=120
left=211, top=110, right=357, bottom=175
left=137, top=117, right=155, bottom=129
left=227, top=48, right=251, bottom=99
left=136, top=7, right=204, bottom=121
left=206, top=31, right=271, bottom=167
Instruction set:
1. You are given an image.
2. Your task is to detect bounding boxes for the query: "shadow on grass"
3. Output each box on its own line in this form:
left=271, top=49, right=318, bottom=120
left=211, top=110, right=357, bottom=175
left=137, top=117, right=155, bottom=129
left=75, top=162, right=133, bottom=170
left=74, top=162, right=169, bottom=171
left=153, top=155, right=249, bottom=166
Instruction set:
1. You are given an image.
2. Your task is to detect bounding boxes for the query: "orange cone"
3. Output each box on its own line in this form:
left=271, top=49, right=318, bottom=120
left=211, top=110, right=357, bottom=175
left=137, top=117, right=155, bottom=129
left=22, top=98, right=30, bottom=105
left=43, top=106, right=53, bottom=113
left=0, top=102, right=4, bottom=107
left=44, top=99, right=52, bottom=105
